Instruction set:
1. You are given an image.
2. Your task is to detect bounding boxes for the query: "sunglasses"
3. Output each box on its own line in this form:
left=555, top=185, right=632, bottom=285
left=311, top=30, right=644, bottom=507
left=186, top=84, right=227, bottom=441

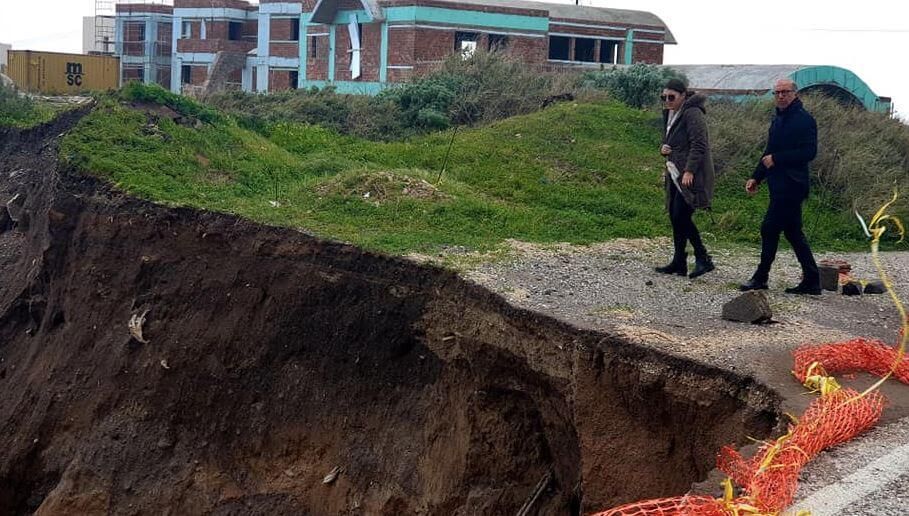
left=660, top=94, right=677, bottom=102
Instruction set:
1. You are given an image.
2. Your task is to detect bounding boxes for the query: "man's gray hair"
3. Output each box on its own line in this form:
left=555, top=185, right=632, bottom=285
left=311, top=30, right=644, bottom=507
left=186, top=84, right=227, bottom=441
left=776, top=78, right=799, bottom=90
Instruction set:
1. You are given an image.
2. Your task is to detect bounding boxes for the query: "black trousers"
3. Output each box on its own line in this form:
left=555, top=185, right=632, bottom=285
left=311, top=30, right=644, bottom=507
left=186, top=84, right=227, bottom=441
left=754, top=198, right=819, bottom=284
left=668, top=187, right=707, bottom=261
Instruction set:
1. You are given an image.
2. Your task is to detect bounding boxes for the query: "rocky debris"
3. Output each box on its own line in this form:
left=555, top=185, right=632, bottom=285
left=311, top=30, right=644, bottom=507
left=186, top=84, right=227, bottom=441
left=819, top=259, right=852, bottom=291
left=842, top=281, right=863, bottom=296
left=722, top=291, right=772, bottom=324
left=819, top=265, right=840, bottom=291
left=863, top=281, right=887, bottom=295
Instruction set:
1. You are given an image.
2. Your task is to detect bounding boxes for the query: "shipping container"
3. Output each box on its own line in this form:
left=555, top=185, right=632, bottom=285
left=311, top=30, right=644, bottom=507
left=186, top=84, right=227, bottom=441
left=7, top=50, right=119, bottom=95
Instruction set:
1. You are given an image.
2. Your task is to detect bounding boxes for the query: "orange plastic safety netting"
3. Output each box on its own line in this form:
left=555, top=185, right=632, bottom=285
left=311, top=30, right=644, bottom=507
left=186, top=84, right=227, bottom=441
left=589, top=495, right=729, bottom=516
left=590, top=336, right=903, bottom=516
left=716, top=387, right=885, bottom=514
left=793, top=336, right=909, bottom=385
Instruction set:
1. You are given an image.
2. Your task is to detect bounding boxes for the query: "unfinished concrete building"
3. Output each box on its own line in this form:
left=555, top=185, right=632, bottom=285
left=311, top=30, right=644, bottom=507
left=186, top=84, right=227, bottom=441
left=115, top=1, right=176, bottom=87
left=113, top=0, right=675, bottom=95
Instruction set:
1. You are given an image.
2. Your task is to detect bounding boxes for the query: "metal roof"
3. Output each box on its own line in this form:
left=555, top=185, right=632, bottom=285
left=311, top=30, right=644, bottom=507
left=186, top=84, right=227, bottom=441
left=668, top=64, right=891, bottom=113
left=422, top=0, right=675, bottom=42
left=310, top=0, right=675, bottom=43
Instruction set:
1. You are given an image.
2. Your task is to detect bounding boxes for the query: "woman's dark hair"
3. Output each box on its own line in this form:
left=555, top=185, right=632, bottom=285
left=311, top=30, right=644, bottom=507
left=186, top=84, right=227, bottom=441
left=664, top=78, right=687, bottom=94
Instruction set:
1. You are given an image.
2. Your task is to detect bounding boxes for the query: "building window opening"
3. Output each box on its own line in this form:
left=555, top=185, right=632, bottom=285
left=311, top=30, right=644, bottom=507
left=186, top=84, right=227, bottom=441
left=454, top=31, right=478, bottom=56
left=488, top=33, right=509, bottom=52
left=229, top=21, right=243, bottom=41
left=181, top=65, right=192, bottom=84
left=182, top=21, right=192, bottom=39
left=574, top=38, right=595, bottom=62
left=289, top=70, right=299, bottom=89
left=599, top=41, right=618, bottom=64
left=548, top=36, right=569, bottom=60
left=291, top=19, right=300, bottom=41
left=310, top=36, right=318, bottom=57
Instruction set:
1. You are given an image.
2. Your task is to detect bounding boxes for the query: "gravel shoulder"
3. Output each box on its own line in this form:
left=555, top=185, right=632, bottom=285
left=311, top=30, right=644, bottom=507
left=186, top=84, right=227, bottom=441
left=462, top=238, right=909, bottom=514
left=464, top=238, right=909, bottom=419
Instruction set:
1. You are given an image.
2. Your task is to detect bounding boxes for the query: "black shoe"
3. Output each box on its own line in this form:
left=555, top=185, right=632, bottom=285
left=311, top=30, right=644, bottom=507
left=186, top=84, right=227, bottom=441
left=739, top=278, right=769, bottom=291
left=689, top=256, right=715, bottom=279
left=655, top=259, right=687, bottom=276
left=655, top=252, right=687, bottom=276
left=785, top=283, right=822, bottom=295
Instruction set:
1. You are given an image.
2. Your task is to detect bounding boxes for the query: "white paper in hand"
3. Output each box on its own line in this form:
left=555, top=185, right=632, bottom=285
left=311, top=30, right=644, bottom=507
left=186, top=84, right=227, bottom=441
left=666, top=161, right=682, bottom=193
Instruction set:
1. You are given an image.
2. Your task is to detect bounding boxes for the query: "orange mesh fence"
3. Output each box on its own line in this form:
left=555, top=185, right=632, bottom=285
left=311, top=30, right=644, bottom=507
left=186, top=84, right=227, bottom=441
left=589, top=495, right=729, bottom=516
left=793, top=338, right=909, bottom=385
left=590, top=336, right=896, bottom=516
left=717, top=388, right=884, bottom=514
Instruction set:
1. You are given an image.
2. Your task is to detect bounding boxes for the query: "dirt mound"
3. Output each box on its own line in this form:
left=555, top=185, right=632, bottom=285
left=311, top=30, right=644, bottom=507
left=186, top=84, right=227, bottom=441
left=0, top=111, right=781, bottom=515
left=315, top=170, right=447, bottom=204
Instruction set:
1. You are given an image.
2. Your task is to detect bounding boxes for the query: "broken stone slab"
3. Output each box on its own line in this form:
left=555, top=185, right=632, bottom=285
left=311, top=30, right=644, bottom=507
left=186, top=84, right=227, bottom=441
left=864, top=281, right=887, bottom=295
left=722, top=291, right=772, bottom=323
left=819, top=265, right=840, bottom=291
left=842, top=281, right=863, bottom=296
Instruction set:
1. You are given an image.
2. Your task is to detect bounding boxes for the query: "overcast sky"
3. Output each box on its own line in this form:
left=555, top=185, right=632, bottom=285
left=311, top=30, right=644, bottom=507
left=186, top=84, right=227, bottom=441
left=1, top=0, right=907, bottom=117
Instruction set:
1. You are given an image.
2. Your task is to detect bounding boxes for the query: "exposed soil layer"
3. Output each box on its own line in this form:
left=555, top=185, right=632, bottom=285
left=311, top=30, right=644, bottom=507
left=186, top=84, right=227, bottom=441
left=0, top=112, right=781, bottom=515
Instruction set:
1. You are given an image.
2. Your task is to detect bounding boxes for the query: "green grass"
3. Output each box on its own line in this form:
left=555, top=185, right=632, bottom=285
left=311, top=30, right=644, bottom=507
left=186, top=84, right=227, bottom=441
left=60, top=95, right=879, bottom=255
left=0, top=92, right=60, bottom=128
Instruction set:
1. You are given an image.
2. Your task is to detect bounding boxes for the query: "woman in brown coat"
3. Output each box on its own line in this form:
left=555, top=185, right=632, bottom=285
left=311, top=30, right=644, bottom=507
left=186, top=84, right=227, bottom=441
left=655, top=78, right=716, bottom=279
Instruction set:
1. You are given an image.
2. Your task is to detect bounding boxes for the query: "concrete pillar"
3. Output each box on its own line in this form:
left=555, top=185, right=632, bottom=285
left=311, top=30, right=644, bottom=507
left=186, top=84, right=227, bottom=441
left=379, top=21, right=388, bottom=83
left=241, top=61, right=253, bottom=92
left=170, top=16, right=182, bottom=92
left=145, top=18, right=158, bottom=85
left=624, top=30, right=635, bottom=64
left=299, top=14, right=308, bottom=83
left=115, top=18, right=125, bottom=86
left=257, top=12, right=271, bottom=92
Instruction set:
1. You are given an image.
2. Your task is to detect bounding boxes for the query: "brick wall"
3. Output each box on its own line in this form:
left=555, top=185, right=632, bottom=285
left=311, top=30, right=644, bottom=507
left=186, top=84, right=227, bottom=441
left=269, top=69, right=297, bottom=91
left=155, top=23, right=174, bottom=58
left=185, top=65, right=208, bottom=86
left=337, top=0, right=362, bottom=11
left=502, top=36, right=546, bottom=63
left=305, top=25, right=330, bottom=80
left=117, top=4, right=173, bottom=14
left=387, top=27, right=415, bottom=68
left=271, top=42, right=300, bottom=58
left=176, top=0, right=252, bottom=9
left=548, top=24, right=625, bottom=40
left=360, top=23, right=381, bottom=82
left=156, top=68, right=172, bottom=88
left=177, top=40, right=254, bottom=53
left=332, top=22, right=381, bottom=81
left=270, top=18, right=298, bottom=41
left=632, top=42, right=663, bottom=64
left=413, top=27, right=452, bottom=64
left=123, top=21, right=146, bottom=56
left=122, top=67, right=144, bottom=82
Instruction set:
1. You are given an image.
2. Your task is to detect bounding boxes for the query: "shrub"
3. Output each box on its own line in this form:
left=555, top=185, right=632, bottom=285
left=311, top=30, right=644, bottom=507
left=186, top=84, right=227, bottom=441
left=580, top=64, right=687, bottom=109
left=120, top=82, right=221, bottom=124
left=0, top=82, right=44, bottom=127
left=209, top=51, right=571, bottom=140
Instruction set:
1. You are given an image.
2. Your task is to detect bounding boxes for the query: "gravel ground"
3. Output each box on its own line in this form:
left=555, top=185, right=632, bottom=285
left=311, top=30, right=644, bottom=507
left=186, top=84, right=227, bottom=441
left=463, top=238, right=909, bottom=515
left=792, top=416, right=909, bottom=516
left=465, top=238, right=908, bottom=409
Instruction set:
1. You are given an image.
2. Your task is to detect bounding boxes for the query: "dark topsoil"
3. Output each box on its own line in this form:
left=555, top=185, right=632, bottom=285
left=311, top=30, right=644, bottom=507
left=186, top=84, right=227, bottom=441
left=0, top=110, right=781, bottom=515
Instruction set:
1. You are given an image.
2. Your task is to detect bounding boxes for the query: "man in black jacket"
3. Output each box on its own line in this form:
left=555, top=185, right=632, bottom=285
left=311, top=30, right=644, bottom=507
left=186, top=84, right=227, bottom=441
left=740, top=79, right=821, bottom=295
